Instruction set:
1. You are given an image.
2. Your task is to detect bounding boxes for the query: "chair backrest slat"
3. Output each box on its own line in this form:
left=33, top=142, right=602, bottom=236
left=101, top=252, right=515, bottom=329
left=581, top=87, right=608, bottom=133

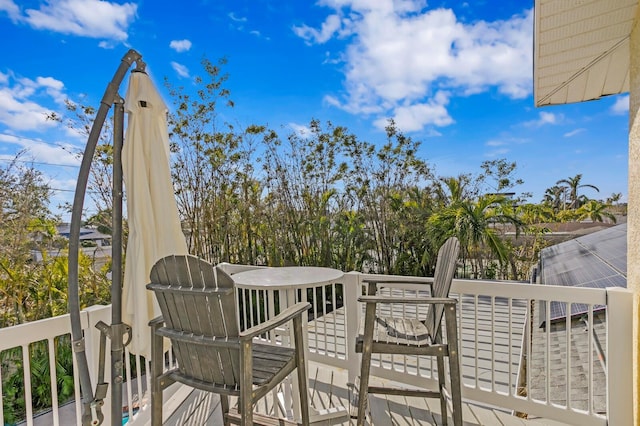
left=149, top=254, right=241, bottom=387
left=425, top=237, right=460, bottom=340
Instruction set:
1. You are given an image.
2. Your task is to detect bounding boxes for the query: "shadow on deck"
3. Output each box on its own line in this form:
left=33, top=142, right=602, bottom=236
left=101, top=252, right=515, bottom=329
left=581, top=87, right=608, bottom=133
left=152, top=361, right=570, bottom=426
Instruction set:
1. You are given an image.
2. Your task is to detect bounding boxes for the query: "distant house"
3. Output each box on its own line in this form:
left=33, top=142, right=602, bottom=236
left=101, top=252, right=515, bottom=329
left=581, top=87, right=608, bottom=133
left=528, top=223, right=626, bottom=413
left=56, top=224, right=111, bottom=247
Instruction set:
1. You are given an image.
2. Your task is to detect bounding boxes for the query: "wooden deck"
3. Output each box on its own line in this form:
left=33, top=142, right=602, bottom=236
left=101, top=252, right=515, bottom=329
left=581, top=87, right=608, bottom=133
left=152, top=361, right=571, bottom=426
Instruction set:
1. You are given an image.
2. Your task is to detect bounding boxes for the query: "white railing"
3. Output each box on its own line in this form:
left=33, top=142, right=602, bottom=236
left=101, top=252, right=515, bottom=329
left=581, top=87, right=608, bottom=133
left=337, top=273, right=633, bottom=426
left=0, top=305, right=172, bottom=426
left=0, top=305, right=110, bottom=426
left=0, top=271, right=633, bottom=426
left=228, top=268, right=633, bottom=424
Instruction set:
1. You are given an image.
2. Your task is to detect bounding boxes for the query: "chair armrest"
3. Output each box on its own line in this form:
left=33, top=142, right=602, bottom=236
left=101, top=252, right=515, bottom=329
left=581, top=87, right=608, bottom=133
left=149, top=315, right=164, bottom=327
left=358, top=295, right=456, bottom=305
left=362, top=276, right=434, bottom=294
left=240, top=302, right=311, bottom=340
left=362, top=276, right=433, bottom=284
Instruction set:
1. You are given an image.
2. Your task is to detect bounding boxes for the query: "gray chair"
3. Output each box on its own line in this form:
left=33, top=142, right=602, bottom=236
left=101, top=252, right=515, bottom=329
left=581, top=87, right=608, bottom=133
left=147, top=254, right=310, bottom=426
left=355, top=237, right=462, bottom=425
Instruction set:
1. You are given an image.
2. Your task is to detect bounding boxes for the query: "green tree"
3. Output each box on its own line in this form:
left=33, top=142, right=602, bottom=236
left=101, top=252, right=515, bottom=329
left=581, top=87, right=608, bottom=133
left=542, top=185, right=567, bottom=212
left=429, top=193, right=521, bottom=279
left=576, top=199, right=617, bottom=223
left=341, top=120, right=433, bottom=274
left=478, top=158, right=525, bottom=195
left=165, top=57, right=266, bottom=264
left=0, top=155, right=58, bottom=325
left=556, top=174, right=599, bottom=209
left=435, top=175, right=473, bottom=207
left=517, top=203, right=555, bottom=225
left=606, top=192, right=622, bottom=205
left=47, top=99, right=115, bottom=233
left=260, top=120, right=349, bottom=267
left=389, top=186, right=439, bottom=276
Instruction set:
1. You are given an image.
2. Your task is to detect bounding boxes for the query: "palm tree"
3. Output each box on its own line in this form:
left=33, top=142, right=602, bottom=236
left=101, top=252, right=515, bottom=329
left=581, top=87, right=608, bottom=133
left=556, top=174, right=599, bottom=209
left=576, top=200, right=617, bottom=223
left=517, top=203, right=555, bottom=224
left=607, top=192, right=622, bottom=205
left=542, top=185, right=566, bottom=212
left=435, top=175, right=471, bottom=207
left=429, top=194, right=521, bottom=279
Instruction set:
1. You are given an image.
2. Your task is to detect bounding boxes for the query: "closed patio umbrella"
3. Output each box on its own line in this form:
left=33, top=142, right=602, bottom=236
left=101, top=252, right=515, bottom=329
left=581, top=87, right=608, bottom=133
left=121, top=71, right=187, bottom=359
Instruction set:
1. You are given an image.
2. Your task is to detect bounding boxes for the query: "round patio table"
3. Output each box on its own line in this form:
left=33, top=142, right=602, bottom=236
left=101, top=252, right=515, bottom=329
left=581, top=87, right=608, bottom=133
left=232, top=266, right=344, bottom=290
left=231, top=266, right=347, bottom=423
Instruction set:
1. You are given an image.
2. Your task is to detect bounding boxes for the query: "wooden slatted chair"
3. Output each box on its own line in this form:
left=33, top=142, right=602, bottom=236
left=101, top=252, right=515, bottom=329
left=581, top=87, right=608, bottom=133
left=147, top=254, right=311, bottom=426
left=355, top=237, right=462, bottom=425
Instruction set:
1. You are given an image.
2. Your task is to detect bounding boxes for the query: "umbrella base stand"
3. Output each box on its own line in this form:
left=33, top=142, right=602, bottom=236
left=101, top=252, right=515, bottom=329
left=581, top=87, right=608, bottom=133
left=72, top=336, right=107, bottom=426
left=91, top=321, right=132, bottom=425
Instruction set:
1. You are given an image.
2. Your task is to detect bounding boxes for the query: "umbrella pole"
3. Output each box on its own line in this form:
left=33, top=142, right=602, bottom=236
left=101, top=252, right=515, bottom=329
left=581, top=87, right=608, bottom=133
left=111, top=94, right=126, bottom=425
left=67, top=49, right=143, bottom=426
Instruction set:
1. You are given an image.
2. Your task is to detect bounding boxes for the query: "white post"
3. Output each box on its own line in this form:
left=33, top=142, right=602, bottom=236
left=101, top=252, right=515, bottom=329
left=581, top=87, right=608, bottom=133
left=343, top=272, right=362, bottom=387
left=628, top=8, right=640, bottom=424
left=606, top=287, right=634, bottom=425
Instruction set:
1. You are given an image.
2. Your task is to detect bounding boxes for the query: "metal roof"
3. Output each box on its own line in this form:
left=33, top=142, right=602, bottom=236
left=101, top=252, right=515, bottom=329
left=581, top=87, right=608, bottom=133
left=534, top=0, right=637, bottom=106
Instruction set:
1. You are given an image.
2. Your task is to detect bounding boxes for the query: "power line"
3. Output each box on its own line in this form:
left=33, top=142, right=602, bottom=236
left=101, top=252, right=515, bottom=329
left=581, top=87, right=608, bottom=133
left=0, top=131, right=84, bottom=150
left=0, top=157, right=80, bottom=169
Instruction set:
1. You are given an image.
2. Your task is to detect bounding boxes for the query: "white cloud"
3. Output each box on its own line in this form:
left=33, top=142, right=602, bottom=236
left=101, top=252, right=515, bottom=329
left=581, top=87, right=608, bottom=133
left=228, top=12, right=247, bottom=22
left=374, top=91, right=453, bottom=131
left=294, top=1, right=533, bottom=132
left=486, top=140, right=507, bottom=147
left=293, top=14, right=342, bottom=44
left=0, top=133, right=80, bottom=166
left=485, top=148, right=510, bottom=157
left=12, top=0, right=137, bottom=41
left=564, top=128, right=585, bottom=138
left=289, top=122, right=311, bottom=136
left=523, top=111, right=562, bottom=128
left=171, top=62, right=190, bottom=78
left=0, top=0, right=20, bottom=22
left=611, top=95, right=629, bottom=115
left=170, top=39, right=192, bottom=52
left=0, top=73, right=66, bottom=132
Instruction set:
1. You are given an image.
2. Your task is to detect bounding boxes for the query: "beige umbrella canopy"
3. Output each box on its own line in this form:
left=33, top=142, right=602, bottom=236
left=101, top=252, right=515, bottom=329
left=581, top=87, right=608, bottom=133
left=533, top=0, right=638, bottom=422
left=121, top=71, right=187, bottom=359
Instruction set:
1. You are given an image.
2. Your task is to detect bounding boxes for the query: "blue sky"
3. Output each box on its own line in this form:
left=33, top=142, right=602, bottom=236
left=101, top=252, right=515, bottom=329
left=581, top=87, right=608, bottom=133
left=0, top=0, right=630, bottom=220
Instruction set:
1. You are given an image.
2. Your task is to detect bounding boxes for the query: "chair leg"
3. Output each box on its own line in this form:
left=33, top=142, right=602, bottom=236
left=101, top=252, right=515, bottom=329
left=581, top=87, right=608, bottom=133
left=240, top=341, right=253, bottom=426
left=239, top=391, right=253, bottom=426
left=293, top=316, right=310, bottom=425
left=356, top=348, right=372, bottom=426
left=444, top=305, right=463, bottom=426
left=150, top=370, right=163, bottom=426
left=448, top=353, right=463, bottom=426
left=357, top=297, right=378, bottom=426
left=220, top=394, right=230, bottom=426
left=436, top=355, right=448, bottom=426
left=150, top=322, right=164, bottom=426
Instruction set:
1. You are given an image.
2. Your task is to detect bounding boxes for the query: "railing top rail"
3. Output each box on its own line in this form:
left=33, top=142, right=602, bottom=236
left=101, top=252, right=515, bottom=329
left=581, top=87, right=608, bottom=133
left=346, top=271, right=608, bottom=305
left=451, top=278, right=608, bottom=304
left=0, top=312, right=84, bottom=351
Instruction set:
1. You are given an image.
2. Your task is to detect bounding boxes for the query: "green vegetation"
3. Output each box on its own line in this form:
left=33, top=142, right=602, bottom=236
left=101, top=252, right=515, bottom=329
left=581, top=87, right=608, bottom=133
left=0, top=155, right=112, bottom=423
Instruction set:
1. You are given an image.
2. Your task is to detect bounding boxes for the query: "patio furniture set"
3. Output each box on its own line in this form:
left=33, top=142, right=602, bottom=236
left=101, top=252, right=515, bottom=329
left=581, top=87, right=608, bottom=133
left=146, top=237, right=463, bottom=425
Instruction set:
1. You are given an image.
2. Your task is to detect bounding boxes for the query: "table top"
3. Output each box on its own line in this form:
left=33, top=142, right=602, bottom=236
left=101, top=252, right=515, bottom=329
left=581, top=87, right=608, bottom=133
left=232, top=266, right=344, bottom=289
